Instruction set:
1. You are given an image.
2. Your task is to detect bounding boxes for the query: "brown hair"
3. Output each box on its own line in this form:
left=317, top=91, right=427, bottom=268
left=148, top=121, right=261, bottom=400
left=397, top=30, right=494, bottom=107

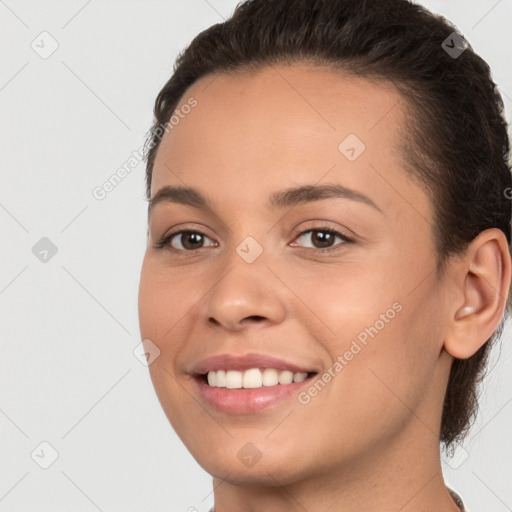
left=143, top=0, right=512, bottom=450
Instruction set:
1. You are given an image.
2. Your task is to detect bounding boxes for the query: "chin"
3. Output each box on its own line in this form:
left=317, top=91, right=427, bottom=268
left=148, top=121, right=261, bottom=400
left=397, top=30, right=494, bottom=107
left=188, top=439, right=308, bottom=486
left=202, top=459, right=302, bottom=486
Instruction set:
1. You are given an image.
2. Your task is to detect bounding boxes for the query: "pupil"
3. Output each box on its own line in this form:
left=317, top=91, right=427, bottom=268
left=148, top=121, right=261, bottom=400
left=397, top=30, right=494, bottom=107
left=313, top=231, right=333, bottom=248
left=183, top=232, right=202, bottom=250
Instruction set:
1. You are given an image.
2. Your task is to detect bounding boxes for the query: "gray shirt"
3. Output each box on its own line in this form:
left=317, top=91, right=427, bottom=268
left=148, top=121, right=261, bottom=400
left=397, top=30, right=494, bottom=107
left=449, top=487, right=466, bottom=511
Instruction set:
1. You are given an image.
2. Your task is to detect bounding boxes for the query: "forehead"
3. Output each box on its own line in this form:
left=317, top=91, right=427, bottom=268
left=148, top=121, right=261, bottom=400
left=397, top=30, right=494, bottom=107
left=151, top=63, right=430, bottom=222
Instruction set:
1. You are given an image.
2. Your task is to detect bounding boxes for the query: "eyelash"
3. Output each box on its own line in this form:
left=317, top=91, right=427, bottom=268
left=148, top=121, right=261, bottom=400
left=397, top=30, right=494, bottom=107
left=154, top=224, right=354, bottom=255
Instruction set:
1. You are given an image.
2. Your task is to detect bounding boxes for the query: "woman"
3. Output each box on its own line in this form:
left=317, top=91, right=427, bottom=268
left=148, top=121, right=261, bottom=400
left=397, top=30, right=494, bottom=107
left=138, top=0, right=512, bottom=510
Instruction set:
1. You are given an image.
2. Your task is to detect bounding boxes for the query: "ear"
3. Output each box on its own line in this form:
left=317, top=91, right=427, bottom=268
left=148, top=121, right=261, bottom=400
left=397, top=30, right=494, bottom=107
left=444, top=228, right=511, bottom=359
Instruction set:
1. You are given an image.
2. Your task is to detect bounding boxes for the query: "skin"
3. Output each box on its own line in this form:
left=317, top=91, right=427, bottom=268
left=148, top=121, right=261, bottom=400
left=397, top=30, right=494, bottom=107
left=138, top=63, right=511, bottom=512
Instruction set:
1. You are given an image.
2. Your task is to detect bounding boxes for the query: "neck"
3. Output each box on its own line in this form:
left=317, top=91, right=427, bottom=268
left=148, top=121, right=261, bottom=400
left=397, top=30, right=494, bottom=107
left=211, top=422, right=461, bottom=512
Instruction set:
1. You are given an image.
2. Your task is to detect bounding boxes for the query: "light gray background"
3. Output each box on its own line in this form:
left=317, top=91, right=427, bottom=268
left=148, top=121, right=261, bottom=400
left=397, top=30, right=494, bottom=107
left=0, top=1, right=510, bottom=511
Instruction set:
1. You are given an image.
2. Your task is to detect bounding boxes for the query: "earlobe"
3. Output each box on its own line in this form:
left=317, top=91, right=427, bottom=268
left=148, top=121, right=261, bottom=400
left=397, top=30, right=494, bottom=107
left=444, top=228, right=511, bottom=360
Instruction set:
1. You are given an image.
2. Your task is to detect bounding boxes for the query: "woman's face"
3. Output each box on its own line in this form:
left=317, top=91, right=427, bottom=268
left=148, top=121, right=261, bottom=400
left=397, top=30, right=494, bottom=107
left=138, top=64, right=453, bottom=483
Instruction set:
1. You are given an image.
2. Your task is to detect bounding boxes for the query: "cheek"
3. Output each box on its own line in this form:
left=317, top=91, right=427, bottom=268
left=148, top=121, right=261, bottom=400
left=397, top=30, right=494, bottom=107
left=138, top=256, right=195, bottom=342
left=138, top=258, right=192, bottom=412
left=292, top=261, right=440, bottom=427
left=333, top=291, right=443, bottom=433
left=285, top=260, right=399, bottom=346
left=138, top=258, right=200, bottom=428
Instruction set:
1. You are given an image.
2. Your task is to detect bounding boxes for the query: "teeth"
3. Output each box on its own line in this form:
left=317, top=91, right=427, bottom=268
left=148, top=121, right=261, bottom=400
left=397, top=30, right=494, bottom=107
left=216, top=370, right=226, bottom=387
left=226, top=370, right=243, bottom=389
left=278, top=370, right=293, bottom=385
left=242, top=368, right=262, bottom=388
left=207, top=372, right=216, bottom=387
left=293, top=372, right=308, bottom=383
left=262, top=368, right=278, bottom=386
left=206, top=368, right=310, bottom=389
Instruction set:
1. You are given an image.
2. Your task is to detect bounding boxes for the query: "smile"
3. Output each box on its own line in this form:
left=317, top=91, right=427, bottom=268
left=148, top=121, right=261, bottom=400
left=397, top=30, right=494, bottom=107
left=205, top=368, right=313, bottom=388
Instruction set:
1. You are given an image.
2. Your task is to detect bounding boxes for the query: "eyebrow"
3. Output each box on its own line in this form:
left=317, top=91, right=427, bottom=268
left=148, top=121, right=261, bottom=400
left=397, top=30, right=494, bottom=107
left=148, top=183, right=382, bottom=215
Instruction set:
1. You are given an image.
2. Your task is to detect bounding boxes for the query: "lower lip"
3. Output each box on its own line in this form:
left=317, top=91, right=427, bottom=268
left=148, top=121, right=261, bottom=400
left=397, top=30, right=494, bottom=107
left=194, top=375, right=315, bottom=414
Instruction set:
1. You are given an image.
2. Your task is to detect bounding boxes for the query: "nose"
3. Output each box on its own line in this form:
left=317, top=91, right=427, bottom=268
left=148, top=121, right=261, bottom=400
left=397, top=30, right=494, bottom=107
left=205, top=260, right=287, bottom=332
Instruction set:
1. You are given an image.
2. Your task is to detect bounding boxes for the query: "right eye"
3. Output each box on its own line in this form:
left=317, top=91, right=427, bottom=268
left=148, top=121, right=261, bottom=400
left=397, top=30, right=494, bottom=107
left=155, top=230, right=217, bottom=252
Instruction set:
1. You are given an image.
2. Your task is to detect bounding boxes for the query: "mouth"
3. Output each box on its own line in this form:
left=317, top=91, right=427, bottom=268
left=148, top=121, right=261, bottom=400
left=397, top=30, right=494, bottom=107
left=193, top=368, right=319, bottom=414
left=199, top=368, right=318, bottom=389
left=189, top=353, right=321, bottom=414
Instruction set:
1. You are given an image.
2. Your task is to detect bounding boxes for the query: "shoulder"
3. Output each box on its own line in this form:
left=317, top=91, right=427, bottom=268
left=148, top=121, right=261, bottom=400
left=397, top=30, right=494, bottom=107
left=448, top=487, right=466, bottom=511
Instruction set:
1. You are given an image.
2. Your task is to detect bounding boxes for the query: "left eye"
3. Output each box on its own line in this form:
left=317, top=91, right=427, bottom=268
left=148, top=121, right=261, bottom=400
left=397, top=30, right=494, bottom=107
left=291, top=229, right=352, bottom=251
left=157, top=230, right=216, bottom=251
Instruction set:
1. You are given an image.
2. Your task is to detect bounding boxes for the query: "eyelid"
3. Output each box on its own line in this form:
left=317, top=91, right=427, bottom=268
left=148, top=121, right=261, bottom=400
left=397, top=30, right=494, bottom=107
left=290, top=220, right=354, bottom=240
left=158, top=222, right=213, bottom=239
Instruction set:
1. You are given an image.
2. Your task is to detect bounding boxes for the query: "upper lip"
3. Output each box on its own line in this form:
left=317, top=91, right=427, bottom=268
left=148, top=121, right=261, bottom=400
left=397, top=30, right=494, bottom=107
left=190, top=353, right=319, bottom=375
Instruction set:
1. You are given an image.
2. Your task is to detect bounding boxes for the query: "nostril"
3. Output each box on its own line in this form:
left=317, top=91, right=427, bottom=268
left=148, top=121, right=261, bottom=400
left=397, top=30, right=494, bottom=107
left=246, top=315, right=265, bottom=321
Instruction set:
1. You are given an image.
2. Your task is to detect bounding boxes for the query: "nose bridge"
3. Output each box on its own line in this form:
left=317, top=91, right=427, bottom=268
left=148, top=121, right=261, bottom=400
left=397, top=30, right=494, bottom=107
left=204, top=232, right=286, bottom=329
left=217, top=206, right=274, bottom=269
